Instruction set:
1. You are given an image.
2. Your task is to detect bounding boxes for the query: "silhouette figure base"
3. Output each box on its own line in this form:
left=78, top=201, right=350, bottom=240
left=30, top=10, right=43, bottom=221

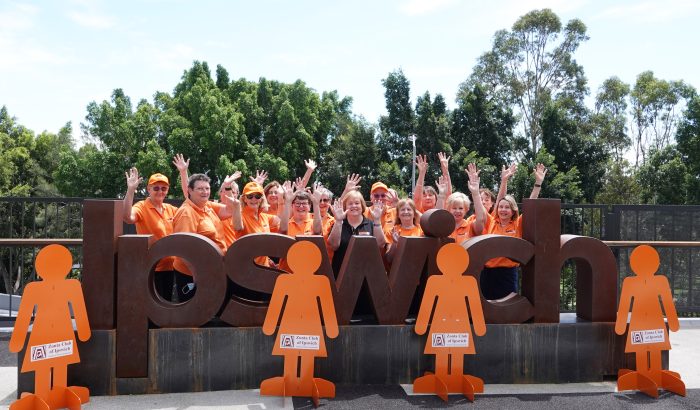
left=11, top=386, right=89, bottom=410
left=617, top=369, right=686, bottom=398
left=413, top=372, right=484, bottom=402
left=260, top=375, right=335, bottom=404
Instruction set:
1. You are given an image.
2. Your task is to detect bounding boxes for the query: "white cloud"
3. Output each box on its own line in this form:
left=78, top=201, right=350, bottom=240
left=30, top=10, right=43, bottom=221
left=67, top=10, right=115, bottom=29
left=595, top=0, right=700, bottom=23
left=399, top=0, right=458, bottom=16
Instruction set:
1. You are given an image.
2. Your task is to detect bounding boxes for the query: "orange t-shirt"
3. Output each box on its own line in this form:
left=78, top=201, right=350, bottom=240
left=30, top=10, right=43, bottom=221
left=385, top=224, right=423, bottom=244
left=449, top=218, right=476, bottom=246
left=172, top=199, right=228, bottom=276
left=485, top=214, right=523, bottom=268
left=132, top=199, right=178, bottom=271
left=237, top=206, right=279, bottom=267
left=364, top=206, right=396, bottom=233
left=210, top=202, right=237, bottom=247
left=465, top=209, right=495, bottom=235
left=321, top=213, right=334, bottom=236
left=287, top=215, right=317, bottom=237
left=262, top=211, right=281, bottom=233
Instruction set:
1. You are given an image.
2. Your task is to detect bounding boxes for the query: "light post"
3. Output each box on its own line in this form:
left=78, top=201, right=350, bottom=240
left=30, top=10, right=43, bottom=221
left=409, top=134, right=417, bottom=194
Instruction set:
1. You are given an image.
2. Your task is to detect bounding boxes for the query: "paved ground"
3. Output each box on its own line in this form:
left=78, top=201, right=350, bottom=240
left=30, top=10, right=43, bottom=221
left=1, top=322, right=698, bottom=409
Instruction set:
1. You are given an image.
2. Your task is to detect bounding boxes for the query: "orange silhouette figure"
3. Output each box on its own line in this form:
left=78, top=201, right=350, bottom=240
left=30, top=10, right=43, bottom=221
left=261, top=241, right=339, bottom=406
left=413, top=243, right=486, bottom=402
left=9, top=244, right=91, bottom=410
left=615, top=245, right=685, bottom=398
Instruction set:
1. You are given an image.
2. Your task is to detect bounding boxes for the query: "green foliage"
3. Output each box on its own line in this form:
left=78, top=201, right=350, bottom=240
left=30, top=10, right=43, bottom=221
left=636, top=146, right=690, bottom=204
left=594, top=160, right=640, bottom=205
left=676, top=95, right=700, bottom=203
left=508, top=148, right=582, bottom=203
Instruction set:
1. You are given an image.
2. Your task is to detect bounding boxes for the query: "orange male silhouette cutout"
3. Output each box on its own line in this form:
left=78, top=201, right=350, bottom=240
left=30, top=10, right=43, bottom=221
left=261, top=241, right=339, bottom=406
left=9, top=244, right=91, bottom=410
left=413, top=243, right=486, bottom=402
left=615, top=245, right=685, bottom=398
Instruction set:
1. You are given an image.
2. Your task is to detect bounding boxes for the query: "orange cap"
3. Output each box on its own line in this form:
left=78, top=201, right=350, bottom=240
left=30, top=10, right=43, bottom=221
left=148, top=173, right=169, bottom=186
left=371, top=182, right=389, bottom=193
left=242, top=182, right=264, bottom=196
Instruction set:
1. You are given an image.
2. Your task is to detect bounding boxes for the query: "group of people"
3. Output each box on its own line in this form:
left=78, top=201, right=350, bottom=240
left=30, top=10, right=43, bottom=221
left=122, top=153, right=547, bottom=303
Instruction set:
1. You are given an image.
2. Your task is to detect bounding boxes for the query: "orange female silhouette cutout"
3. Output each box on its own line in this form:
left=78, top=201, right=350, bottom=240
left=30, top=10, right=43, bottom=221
left=9, top=244, right=91, bottom=410
left=261, top=241, right=339, bottom=406
left=615, top=245, right=685, bottom=398
left=413, top=243, right=486, bottom=402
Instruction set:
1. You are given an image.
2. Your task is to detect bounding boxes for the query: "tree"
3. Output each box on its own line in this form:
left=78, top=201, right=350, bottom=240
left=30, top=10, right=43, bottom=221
left=451, top=84, right=514, bottom=179
left=630, top=71, right=696, bottom=166
left=595, top=160, right=640, bottom=205
left=466, top=9, right=589, bottom=155
left=636, top=146, right=690, bottom=204
left=675, top=95, right=700, bottom=203
left=593, top=77, right=631, bottom=162
left=378, top=69, right=415, bottom=187
left=414, top=91, right=452, bottom=187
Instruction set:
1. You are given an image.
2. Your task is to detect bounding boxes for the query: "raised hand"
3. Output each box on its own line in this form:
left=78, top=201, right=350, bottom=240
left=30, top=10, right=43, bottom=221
left=344, top=173, right=362, bottom=192
left=534, top=163, right=547, bottom=184
left=386, top=189, right=398, bottom=207
left=223, top=171, right=241, bottom=187
left=465, top=163, right=481, bottom=192
left=311, top=183, right=323, bottom=205
left=281, top=180, right=294, bottom=201
left=436, top=175, right=448, bottom=196
left=370, top=200, right=385, bottom=221
left=172, top=153, right=190, bottom=172
left=294, top=176, right=305, bottom=192
left=223, top=192, right=241, bottom=208
left=437, top=152, right=451, bottom=169
left=501, top=162, right=517, bottom=180
left=251, top=170, right=268, bottom=185
left=125, top=167, right=142, bottom=190
left=304, top=159, right=317, bottom=172
left=391, top=227, right=400, bottom=244
left=332, top=199, right=347, bottom=221
left=415, top=154, right=428, bottom=174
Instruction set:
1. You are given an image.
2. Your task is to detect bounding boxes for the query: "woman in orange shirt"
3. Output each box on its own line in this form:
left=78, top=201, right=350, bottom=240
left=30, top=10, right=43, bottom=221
left=444, top=164, right=487, bottom=246
left=413, top=152, right=452, bottom=212
left=480, top=163, right=547, bottom=301
left=385, top=198, right=423, bottom=263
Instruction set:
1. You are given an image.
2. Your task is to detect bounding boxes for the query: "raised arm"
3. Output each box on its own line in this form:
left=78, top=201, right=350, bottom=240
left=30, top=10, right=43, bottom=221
left=310, top=183, right=323, bottom=235
left=529, top=163, right=547, bottom=199
left=340, top=173, right=362, bottom=199
left=296, top=159, right=317, bottom=190
left=438, top=152, right=452, bottom=197
left=369, top=201, right=387, bottom=248
left=435, top=175, right=448, bottom=209
left=172, top=153, right=190, bottom=198
left=495, top=163, right=516, bottom=208
left=328, top=200, right=347, bottom=250
left=250, top=169, right=268, bottom=186
left=278, top=181, right=293, bottom=235
left=123, top=167, right=142, bottom=224
left=413, top=154, right=428, bottom=208
left=466, top=163, right=486, bottom=235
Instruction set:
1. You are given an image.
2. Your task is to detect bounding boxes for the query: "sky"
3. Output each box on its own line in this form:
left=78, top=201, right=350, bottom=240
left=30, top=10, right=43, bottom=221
left=2, top=0, right=700, bottom=141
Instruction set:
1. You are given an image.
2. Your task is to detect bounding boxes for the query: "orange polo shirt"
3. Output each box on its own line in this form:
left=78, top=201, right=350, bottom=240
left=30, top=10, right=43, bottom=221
left=485, top=214, right=523, bottom=268
left=321, top=213, right=334, bottom=236
left=132, top=199, right=178, bottom=271
left=236, top=206, right=279, bottom=267
left=364, top=206, right=396, bottom=234
left=287, top=215, right=316, bottom=237
left=466, top=209, right=495, bottom=235
left=385, top=224, right=423, bottom=244
left=172, top=199, right=228, bottom=276
left=209, top=202, right=237, bottom=247
left=262, top=211, right=281, bottom=233
left=449, top=218, right=476, bottom=246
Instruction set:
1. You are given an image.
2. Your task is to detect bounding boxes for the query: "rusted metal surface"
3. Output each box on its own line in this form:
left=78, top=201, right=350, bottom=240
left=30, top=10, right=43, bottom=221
left=420, top=208, right=454, bottom=238
left=116, top=233, right=226, bottom=378
left=0, top=239, right=82, bottom=245
left=82, top=200, right=123, bottom=329
left=560, top=235, right=617, bottom=322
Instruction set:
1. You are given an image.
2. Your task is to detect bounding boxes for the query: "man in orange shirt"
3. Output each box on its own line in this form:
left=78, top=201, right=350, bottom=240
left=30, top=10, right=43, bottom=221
left=123, top=168, right=179, bottom=301
left=365, top=182, right=397, bottom=234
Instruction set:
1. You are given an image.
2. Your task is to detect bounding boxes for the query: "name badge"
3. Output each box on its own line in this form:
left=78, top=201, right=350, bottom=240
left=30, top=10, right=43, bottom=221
left=30, top=340, right=74, bottom=362
left=280, top=334, right=320, bottom=350
left=631, top=329, right=665, bottom=344
left=431, top=333, right=469, bottom=347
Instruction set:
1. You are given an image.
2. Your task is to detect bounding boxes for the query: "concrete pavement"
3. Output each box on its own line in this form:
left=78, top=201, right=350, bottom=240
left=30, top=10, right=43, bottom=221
left=1, top=321, right=698, bottom=409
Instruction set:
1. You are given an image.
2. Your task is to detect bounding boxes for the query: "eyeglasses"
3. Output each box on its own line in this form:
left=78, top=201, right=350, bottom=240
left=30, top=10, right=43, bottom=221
left=151, top=186, right=168, bottom=192
left=193, top=186, right=210, bottom=192
left=246, top=194, right=263, bottom=199
left=319, top=198, right=331, bottom=203
left=293, top=202, right=310, bottom=207
left=372, top=193, right=387, bottom=198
